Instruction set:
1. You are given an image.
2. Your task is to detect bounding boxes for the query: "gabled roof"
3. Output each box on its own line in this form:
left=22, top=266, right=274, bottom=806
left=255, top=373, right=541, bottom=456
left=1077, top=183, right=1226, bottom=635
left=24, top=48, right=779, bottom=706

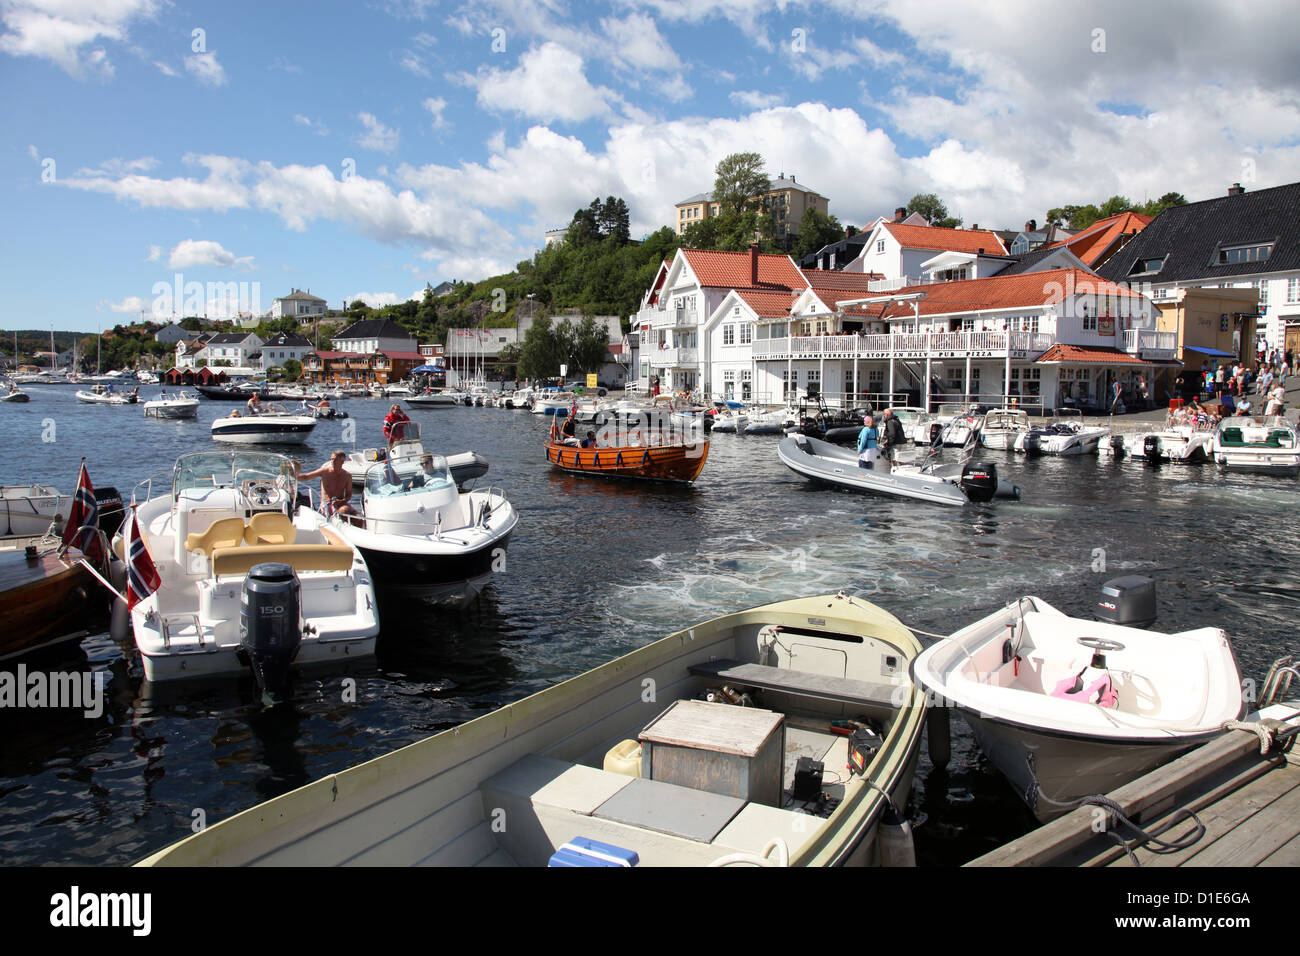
left=733, top=289, right=799, bottom=318
left=1098, top=182, right=1300, bottom=285
left=1036, top=344, right=1159, bottom=366
left=800, top=269, right=885, bottom=309
left=995, top=244, right=1089, bottom=276
left=205, top=332, right=256, bottom=345
left=262, top=332, right=313, bottom=347
left=876, top=268, right=1147, bottom=320
left=1043, top=211, right=1152, bottom=267
left=881, top=223, right=1009, bottom=256
left=277, top=288, right=327, bottom=302
left=334, top=317, right=416, bottom=340
left=679, top=249, right=807, bottom=291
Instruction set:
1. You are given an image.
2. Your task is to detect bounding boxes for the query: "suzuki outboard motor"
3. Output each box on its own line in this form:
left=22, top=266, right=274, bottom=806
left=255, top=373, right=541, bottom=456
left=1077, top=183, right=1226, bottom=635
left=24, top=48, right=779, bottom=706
left=240, top=562, right=303, bottom=703
left=1096, top=575, right=1157, bottom=628
left=1142, top=435, right=1162, bottom=461
left=959, top=461, right=999, bottom=503
left=928, top=423, right=943, bottom=444
left=94, top=486, right=127, bottom=540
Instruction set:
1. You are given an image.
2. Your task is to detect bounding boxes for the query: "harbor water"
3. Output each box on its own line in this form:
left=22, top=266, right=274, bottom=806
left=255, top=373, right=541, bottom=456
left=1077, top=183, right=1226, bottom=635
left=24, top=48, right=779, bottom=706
left=1, top=387, right=1297, bottom=865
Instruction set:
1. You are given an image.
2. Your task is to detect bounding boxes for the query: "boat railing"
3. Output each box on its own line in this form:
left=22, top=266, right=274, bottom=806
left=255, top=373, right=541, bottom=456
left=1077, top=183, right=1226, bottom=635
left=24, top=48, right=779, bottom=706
left=352, top=485, right=510, bottom=538
left=132, top=470, right=173, bottom=507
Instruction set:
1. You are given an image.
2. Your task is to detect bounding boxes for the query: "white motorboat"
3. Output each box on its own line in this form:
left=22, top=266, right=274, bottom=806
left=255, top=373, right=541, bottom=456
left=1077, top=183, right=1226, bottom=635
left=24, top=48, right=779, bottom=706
left=406, top=390, right=461, bottom=409
left=138, top=591, right=928, bottom=867
left=941, top=408, right=985, bottom=448
left=137, top=370, right=159, bottom=385
left=1, top=385, right=30, bottom=403
left=1102, top=423, right=1215, bottom=464
left=1, top=484, right=69, bottom=537
left=211, top=405, right=317, bottom=444
left=533, top=389, right=577, bottom=415
left=341, top=422, right=489, bottom=489
left=143, top=391, right=200, bottom=419
left=330, top=450, right=516, bottom=609
left=979, top=409, right=1030, bottom=450
left=76, top=384, right=137, bottom=405
left=778, top=432, right=1018, bottom=506
left=911, top=580, right=1244, bottom=822
left=745, top=408, right=800, bottom=436
left=1211, top=416, right=1300, bottom=476
left=116, top=450, right=379, bottom=688
left=709, top=407, right=747, bottom=433
left=909, top=402, right=966, bottom=445
left=1013, top=409, right=1108, bottom=456
left=506, top=386, right=533, bottom=409
left=385, top=383, right=413, bottom=397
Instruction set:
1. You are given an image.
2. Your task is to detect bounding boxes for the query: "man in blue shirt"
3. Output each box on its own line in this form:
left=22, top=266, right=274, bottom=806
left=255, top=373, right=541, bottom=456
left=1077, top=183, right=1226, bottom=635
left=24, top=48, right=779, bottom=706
left=857, top=415, right=879, bottom=469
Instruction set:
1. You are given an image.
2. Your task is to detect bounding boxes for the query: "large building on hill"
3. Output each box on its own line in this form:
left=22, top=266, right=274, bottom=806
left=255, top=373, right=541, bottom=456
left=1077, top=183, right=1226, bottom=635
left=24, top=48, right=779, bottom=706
left=674, top=173, right=829, bottom=244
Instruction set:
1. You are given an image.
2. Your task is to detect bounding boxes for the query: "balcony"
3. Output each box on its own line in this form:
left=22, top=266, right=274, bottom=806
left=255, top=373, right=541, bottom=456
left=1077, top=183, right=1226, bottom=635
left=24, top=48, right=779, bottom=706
left=751, top=331, right=1055, bottom=362
left=647, top=307, right=699, bottom=330
left=649, top=346, right=699, bottom=368
left=865, top=276, right=941, bottom=293
left=1123, top=329, right=1177, bottom=361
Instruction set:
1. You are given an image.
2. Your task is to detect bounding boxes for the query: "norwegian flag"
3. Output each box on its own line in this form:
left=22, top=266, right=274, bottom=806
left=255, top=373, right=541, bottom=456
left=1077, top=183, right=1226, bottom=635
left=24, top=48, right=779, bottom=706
left=126, top=509, right=161, bottom=611
left=60, top=460, right=103, bottom=564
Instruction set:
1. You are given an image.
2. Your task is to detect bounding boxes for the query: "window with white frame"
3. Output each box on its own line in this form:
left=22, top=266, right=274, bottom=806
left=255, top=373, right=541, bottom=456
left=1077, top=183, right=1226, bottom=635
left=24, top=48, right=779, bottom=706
left=722, top=325, right=735, bottom=346
left=722, top=369, right=735, bottom=399
left=868, top=369, right=884, bottom=391
left=844, top=369, right=855, bottom=398
left=1258, top=280, right=1269, bottom=308
left=1082, top=308, right=1097, bottom=332
left=876, top=239, right=885, bottom=253
left=1290, top=277, right=1300, bottom=303
left=741, top=370, right=752, bottom=401
left=782, top=369, right=791, bottom=399
left=806, top=369, right=820, bottom=394
left=740, top=323, right=753, bottom=345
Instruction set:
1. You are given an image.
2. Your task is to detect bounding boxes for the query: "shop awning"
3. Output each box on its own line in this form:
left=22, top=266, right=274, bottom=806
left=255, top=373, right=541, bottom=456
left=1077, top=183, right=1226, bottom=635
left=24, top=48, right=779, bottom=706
left=1183, top=345, right=1236, bottom=358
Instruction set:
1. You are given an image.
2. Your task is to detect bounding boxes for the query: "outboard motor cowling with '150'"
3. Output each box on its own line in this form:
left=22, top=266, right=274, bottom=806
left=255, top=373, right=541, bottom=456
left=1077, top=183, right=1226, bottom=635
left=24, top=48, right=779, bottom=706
left=239, top=562, right=303, bottom=702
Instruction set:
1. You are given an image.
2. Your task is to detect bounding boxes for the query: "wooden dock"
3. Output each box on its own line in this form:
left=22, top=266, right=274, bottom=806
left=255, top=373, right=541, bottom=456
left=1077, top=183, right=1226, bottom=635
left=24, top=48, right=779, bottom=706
left=967, top=714, right=1300, bottom=867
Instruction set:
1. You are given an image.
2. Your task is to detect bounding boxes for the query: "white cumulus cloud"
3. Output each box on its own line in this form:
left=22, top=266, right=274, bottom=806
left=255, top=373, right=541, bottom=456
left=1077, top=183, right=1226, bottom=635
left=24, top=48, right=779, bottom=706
left=167, top=239, right=254, bottom=270
left=457, top=42, right=617, bottom=124
left=356, top=113, right=400, bottom=153
left=185, top=51, right=226, bottom=86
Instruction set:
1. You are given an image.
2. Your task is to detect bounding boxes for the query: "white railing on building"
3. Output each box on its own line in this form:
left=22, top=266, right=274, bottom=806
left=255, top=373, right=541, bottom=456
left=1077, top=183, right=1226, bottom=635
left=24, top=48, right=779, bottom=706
left=751, top=330, right=1055, bottom=360
left=865, top=276, right=941, bottom=293
left=650, top=347, right=699, bottom=367
left=1123, top=329, right=1177, bottom=356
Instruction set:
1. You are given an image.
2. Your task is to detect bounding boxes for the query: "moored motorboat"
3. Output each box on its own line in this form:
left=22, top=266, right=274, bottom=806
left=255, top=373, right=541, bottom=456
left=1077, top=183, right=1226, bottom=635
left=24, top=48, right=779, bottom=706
left=743, top=407, right=799, bottom=436
left=1103, top=423, right=1214, bottom=464
left=0, top=544, right=99, bottom=660
left=979, top=408, right=1030, bottom=449
left=406, top=390, right=461, bottom=409
left=76, top=384, right=137, bottom=405
left=329, top=450, right=516, bottom=609
left=142, top=391, right=200, bottom=419
left=1013, top=409, right=1108, bottom=456
left=116, top=450, right=379, bottom=688
left=1211, top=416, right=1300, bottom=475
left=910, top=578, right=1244, bottom=822
left=545, top=428, right=709, bottom=483
left=2, top=385, right=31, bottom=402
left=778, top=433, right=1017, bottom=506
left=138, top=591, right=928, bottom=867
left=211, top=405, right=317, bottom=444
left=341, top=422, right=488, bottom=489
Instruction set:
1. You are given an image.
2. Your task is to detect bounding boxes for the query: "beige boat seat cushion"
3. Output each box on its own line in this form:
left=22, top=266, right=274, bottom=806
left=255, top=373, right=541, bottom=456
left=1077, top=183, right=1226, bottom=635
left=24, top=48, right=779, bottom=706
left=244, top=512, right=297, bottom=546
left=185, top=517, right=248, bottom=556
left=211, top=544, right=354, bottom=577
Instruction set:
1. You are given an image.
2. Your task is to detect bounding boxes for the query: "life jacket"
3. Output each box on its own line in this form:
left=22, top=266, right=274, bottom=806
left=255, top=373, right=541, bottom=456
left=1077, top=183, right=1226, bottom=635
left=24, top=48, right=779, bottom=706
left=1050, top=667, right=1118, bottom=708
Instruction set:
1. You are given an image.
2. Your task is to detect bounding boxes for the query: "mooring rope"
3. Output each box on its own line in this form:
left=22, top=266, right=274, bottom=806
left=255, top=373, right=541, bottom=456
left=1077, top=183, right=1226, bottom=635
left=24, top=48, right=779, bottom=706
left=1078, top=794, right=1206, bottom=868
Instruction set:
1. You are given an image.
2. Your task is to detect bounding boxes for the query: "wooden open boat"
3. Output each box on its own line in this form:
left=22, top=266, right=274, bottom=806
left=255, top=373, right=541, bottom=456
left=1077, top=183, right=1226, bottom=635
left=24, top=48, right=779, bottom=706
left=0, top=545, right=98, bottom=660
left=545, top=437, right=709, bottom=483
left=138, top=592, right=928, bottom=867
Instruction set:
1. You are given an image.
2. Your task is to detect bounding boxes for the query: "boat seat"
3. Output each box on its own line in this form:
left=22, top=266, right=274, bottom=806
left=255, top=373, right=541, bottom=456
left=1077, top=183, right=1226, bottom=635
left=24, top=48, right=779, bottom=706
left=211, top=543, right=354, bottom=577
left=687, top=659, right=900, bottom=708
left=185, top=517, right=248, bottom=556
left=244, top=512, right=297, bottom=546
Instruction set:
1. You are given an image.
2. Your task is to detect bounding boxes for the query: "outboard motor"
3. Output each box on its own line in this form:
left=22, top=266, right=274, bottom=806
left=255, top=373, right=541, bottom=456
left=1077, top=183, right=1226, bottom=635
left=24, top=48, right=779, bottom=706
left=239, top=562, right=303, bottom=703
left=94, top=486, right=127, bottom=540
left=959, top=461, right=999, bottom=503
left=1096, top=575, right=1157, bottom=628
left=1108, top=434, right=1127, bottom=458
left=1143, top=435, right=1162, bottom=462
left=928, top=423, right=943, bottom=444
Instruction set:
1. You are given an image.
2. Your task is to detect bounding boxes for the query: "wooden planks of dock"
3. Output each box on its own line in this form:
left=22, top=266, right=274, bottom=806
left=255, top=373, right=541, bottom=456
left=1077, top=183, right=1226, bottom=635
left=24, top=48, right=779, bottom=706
left=967, top=718, right=1300, bottom=867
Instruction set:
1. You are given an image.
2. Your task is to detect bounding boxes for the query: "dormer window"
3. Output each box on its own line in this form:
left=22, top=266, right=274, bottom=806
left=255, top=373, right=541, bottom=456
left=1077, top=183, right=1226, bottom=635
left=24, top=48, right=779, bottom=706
left=1128, top=255, right=1167, bottom=276
left=1217, top=243, right=1272, bottom=265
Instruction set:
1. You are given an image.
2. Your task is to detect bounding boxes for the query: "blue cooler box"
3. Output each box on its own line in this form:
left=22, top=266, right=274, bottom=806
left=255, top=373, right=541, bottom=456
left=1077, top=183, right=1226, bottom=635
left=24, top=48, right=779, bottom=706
left=547, top=837, right=639, bottom=867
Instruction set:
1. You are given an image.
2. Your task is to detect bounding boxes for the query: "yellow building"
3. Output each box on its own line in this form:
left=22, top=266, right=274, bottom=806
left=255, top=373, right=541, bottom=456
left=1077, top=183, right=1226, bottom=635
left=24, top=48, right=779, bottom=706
left=674, top=173, right=829, bottom=243
left=1155, top=286, right=1259, bottom=397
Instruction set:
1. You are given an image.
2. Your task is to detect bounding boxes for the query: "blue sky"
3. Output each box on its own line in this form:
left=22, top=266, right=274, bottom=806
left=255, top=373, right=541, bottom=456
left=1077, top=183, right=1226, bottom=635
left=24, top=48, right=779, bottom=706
left=3, top=0, right=1298, bottom=332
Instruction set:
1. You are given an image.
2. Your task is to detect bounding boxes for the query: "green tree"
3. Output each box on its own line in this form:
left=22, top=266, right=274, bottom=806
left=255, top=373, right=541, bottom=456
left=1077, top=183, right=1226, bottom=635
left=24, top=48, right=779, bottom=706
left=281, top=358, right=302, bottom=380
left=518, top=313, right=565, bottom=380
left=907, top=193, right=962, bottom=229
left=1097, top=195, right=1135, bottom=219
left=713, top=152, right=770, bottom=218
left=791, top=207, right=846, bottom=262
left=1138, top=192, right=1188, bottom=218
left=567, top=315, right=609, bottom=374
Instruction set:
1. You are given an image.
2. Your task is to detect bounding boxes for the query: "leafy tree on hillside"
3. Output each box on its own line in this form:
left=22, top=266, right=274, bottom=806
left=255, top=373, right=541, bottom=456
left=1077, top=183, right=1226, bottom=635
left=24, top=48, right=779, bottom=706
left=714, top=152, right=770, bottom=218
left=907, top=193, right=962, bottom=229
left=791, top=207, right=846, bottom=262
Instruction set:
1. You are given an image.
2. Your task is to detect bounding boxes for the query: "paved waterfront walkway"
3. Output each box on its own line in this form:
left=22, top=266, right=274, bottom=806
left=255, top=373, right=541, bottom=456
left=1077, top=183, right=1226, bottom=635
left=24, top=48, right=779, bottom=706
left=1076, top=379, right=1300, bottom=432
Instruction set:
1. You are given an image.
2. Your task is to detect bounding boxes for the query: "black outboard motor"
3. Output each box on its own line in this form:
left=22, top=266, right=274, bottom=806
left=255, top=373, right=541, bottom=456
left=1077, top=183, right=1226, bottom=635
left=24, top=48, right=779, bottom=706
left=1096, top=575, right=1157, bottom=628
left=959, top=461, right=999, bottom=502
left=1108, top=434, right=1127, bottom=458
left=94, top=486, right=127, bottom=540
left=928, top=423, right=943, bottom=444
left=239, top=562, right=303, bottom=703
left=1142, top=435, right=1162, bottom=462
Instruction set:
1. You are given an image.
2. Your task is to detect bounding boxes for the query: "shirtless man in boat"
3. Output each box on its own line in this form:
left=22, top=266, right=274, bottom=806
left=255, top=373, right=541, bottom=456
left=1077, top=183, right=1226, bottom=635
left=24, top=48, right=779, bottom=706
left=295, top=450, right=359, bottom=520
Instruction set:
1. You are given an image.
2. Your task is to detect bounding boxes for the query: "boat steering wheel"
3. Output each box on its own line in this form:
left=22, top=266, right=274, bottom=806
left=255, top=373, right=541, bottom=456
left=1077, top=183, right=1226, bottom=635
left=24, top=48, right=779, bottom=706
left=243, top=478, right=281, bottom=508
left=1077, top=636, right=1125, bottom=652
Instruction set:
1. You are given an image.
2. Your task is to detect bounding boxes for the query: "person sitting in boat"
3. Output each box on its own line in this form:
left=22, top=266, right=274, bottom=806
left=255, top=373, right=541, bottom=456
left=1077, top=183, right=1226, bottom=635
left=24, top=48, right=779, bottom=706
left=246, top=393, right=263, bottom=415
left=383, top=404, right=411, bottom=443
left=857, top=415, right=880, bottom=470
left=560, top=414, right=578, bottom=444
left=580, top=430, right=597, bottom=448
left=295, top=451, right=359, bottom=520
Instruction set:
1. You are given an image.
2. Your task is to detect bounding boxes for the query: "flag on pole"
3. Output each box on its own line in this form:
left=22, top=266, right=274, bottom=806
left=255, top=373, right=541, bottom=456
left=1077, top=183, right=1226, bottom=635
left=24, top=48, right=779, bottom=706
left=126, top=508, right=161, bottom=610
left=60, top=460, right=103, bottom=564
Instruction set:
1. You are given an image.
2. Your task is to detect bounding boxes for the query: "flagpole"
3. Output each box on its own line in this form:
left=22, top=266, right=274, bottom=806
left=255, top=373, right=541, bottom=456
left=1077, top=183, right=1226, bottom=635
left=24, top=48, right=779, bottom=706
left=79, top=557, right=126, bottom=603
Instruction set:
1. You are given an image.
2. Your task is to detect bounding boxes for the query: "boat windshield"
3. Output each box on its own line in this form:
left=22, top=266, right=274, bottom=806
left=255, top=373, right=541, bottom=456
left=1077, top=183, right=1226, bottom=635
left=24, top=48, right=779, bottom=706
left=172, top=451, right=295, bottom=499
left=365, top=454, right=453, bottom=497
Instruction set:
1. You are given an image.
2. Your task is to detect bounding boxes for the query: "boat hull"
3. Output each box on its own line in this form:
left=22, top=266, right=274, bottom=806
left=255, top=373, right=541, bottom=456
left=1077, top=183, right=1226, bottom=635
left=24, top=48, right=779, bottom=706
left=144, top=402, right=199, bottom=419
left=355, top=530, right=511, bottom=609
left=211, top=418, right=316, bottom=444
left=0, top=548, right=97, bottom=660
left=545, top=439, right=709, bottom=483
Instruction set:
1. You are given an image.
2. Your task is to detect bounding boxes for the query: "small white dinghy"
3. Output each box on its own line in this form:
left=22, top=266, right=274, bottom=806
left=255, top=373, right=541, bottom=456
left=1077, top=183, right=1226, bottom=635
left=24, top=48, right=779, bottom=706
left=911, top=577, right=1244, bottom=822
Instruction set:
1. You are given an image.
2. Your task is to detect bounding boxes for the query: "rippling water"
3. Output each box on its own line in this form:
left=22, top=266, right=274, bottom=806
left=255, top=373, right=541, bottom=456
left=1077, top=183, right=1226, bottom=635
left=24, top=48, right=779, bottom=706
left=2, top=387, right=1297, bottom=865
